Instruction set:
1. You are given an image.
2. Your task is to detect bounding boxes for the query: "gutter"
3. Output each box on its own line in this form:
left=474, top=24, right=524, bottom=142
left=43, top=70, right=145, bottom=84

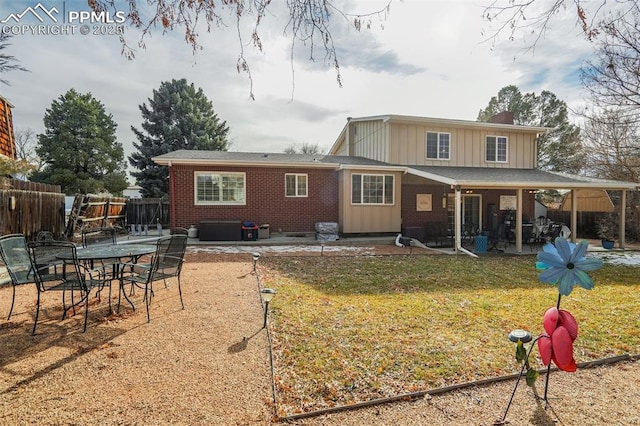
left=338, top=164, right=408, bottom=172
left=152, top=158, right=343, bottom=169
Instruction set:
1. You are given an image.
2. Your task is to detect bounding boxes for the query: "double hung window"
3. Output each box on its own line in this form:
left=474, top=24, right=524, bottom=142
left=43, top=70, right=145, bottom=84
left=426, top=132, right=450, bottom=160
left=195, top=172, right=246, bottom=204
left=285, top=174, right=308, bottom=197
left=351, top=174, right=394, bottom=205
left=486, top=136, right=508, bottom=162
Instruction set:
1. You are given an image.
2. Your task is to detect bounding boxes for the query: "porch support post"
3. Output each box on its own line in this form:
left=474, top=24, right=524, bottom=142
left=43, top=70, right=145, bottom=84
left=168, top=161, right=176, bottom=231
left=516, top=189, right=523, bottom=253
left=571, top=189, right=578, bottom=243
left=620, top=190, right=627, bottom=249
left=455, top=186, right=462, bottom=254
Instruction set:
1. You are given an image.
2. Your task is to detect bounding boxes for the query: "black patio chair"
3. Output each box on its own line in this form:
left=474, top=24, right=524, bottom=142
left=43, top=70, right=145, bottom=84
left=523, top=226, right=542, bottom=252
left=1, top=234, right=38, bottom=321
left=486, top=224, right=508, bottom=252
left=171, top=227, right=189, bottom=236
left=80, top=226, right=119, bottom=277
left=119, top=234, right=187, bottom=322
left=545, top=223, right=564, bottom=244
left=35, top=231, right=56, bottom=242
left=29, top=241, right=109, bottom=334
left=462, top=223, right=478, bottom=247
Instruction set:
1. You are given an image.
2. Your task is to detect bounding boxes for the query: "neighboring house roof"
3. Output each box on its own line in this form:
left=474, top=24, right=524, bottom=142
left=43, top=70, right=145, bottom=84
left=0, top=95, right=15, bottom=159
left=559, top=189, right=615, bottom=212
left=406, top=166, right=638, bottom=190
left=152, top=150, right=406, bottom=171
left=330, top=114, right=551, bottom=154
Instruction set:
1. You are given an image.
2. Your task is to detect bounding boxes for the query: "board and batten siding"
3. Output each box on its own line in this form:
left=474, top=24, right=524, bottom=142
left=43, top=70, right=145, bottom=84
left=383, top=123, right=537, bottom=168
left=350, top=120, right=389, bottom=162
left=338, top=169, right=402, bottom=233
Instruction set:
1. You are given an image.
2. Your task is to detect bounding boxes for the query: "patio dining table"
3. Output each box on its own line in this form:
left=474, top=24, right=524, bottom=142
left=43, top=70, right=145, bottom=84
left=56, top=243, right=156, bottom=313
left=60, top=244, right=156, bottom=264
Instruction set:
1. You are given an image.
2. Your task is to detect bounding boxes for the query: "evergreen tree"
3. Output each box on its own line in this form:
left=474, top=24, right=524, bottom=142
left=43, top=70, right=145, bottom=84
left=0, top=33, right=28, bottom=85
left=478, top=85, right=585, bottom=173
left=34, top=89, right=128, bottom=195
left=129, top=78, right=230, bottom=198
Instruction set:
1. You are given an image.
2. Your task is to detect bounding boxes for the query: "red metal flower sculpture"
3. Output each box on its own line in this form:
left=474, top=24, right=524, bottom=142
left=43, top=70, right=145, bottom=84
left=538, top=307, right=578, bottom=372
left=500, top=237, right=603, bottom=423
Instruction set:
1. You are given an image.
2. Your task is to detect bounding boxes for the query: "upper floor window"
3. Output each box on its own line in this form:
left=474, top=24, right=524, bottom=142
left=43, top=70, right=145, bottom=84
left=486, top=136, right=508, bottom=162
left=195, top=172, right=245, bottom=205
left=351, top=174, right=394, bottom=205
left=426, top=132, right=450, bottom=160
left=285, top=173, right=307, bottom=197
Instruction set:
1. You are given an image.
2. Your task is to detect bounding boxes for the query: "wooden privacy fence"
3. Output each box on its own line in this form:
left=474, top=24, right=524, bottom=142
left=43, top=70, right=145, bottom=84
left=126, top=198, right=170, bottom=228
left=65, top=194, right=127, bottom=239
left=1, top=180, right=171, bottom=241
left=0, top=179, right=65, bottom=240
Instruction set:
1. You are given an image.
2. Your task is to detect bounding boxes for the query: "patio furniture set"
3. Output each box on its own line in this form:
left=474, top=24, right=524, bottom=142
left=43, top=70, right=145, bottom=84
left=0, top=230, right=187, bottom=334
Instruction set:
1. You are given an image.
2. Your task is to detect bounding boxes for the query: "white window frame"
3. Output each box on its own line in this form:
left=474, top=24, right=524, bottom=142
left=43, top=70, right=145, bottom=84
left=285, top=173, right=308, bottom=197
left=425, top=131, right=450, bottom=160
left=485, top=135, right=508, bottom=163
left=351, top=173, right=395, bottom=205
left=194, top=171, right=246, bottom=205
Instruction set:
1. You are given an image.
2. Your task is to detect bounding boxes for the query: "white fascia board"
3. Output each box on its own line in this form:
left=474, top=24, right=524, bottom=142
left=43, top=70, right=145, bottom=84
left=338, top=164, right=407, bottom=173
left=406, top=168, right=639, bottom=190
left=152, top=157, right=341, bottom=169
left=328, top=122, right=350, bottom=154
left=349, top=114, right=549, bottom=133
left=407, top=168, right=458, bottom=185
left=461, top=181, right=639, bottom=190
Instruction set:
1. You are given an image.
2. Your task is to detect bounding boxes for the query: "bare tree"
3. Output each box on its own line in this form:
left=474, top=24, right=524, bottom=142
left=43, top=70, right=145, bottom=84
left=581, top=9, right=640, bottom=112
left=14, top=127, right=43, bottom=171
left=581, top=108, right=640, bottom=182
left=580, top=107, right=640, bottom=241
left=0, top=33, right=28, bottom=85
left=482, top=1, right=639, bottom=49
left=91, top=0, right=391, bottom=99
left=283, top=142, right=323, bottom=155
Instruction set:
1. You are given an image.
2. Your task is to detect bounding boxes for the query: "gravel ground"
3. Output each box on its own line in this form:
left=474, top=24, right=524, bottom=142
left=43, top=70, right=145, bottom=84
left=1, top=246, right=639, bottom=425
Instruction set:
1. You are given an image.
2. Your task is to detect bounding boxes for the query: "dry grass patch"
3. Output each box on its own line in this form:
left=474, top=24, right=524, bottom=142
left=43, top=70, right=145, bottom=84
left=262, top=255, right=640, bottom=416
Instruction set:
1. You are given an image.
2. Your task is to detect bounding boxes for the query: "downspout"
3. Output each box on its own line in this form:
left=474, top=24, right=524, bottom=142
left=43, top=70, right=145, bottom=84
left=620, top=190, right=626, bottom=249
left=168, top=161, right=176, bottom=230
left=454, top=186, right=478, bottom=258
left=516, top=189, right=523, bottom=253
left=571, top=189, right=578, bottom=243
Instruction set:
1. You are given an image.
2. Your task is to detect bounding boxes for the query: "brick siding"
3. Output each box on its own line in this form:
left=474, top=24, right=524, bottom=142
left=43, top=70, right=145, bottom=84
left=401, top=184, right=536, bottom=230
left=171, top=165, right=339, bottom=233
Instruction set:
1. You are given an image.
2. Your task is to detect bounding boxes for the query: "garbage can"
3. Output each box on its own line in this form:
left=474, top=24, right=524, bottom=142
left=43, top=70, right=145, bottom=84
left=241, top=221, right=258, bottom=241
left=475, top=235, right=488, bottom=254
left=259, top=224, right=270, bottom=239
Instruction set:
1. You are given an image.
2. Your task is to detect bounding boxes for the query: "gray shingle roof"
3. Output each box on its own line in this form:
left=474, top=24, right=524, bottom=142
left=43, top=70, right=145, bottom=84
left=152, top=150, right=392, bottom=167
left=407, top=166, right=638, bottom=189
left=152, top=150, right=638, bottom=189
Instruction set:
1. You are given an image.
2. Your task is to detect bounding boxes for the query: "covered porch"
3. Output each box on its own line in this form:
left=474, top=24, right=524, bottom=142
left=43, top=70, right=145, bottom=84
left=404, top=166, right=639, bottom=254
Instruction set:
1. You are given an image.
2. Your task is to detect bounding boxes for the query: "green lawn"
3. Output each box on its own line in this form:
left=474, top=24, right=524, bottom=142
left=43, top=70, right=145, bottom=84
left=262, top=254, right=640, bottom=415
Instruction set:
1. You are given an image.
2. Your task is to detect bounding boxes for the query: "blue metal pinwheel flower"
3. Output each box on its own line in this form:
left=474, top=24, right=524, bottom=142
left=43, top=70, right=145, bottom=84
left=536, top=237, right=603, bottom=296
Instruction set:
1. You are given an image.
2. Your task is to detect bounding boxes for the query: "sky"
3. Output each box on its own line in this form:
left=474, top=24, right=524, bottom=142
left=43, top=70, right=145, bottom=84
left=1, top=0, right=597, bottom=182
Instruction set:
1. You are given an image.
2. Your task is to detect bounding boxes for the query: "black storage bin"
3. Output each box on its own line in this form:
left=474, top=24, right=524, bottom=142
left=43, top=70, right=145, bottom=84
left=241, top=221, right=258, bottom=241
left=199, top=220, right=242, bottom=241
